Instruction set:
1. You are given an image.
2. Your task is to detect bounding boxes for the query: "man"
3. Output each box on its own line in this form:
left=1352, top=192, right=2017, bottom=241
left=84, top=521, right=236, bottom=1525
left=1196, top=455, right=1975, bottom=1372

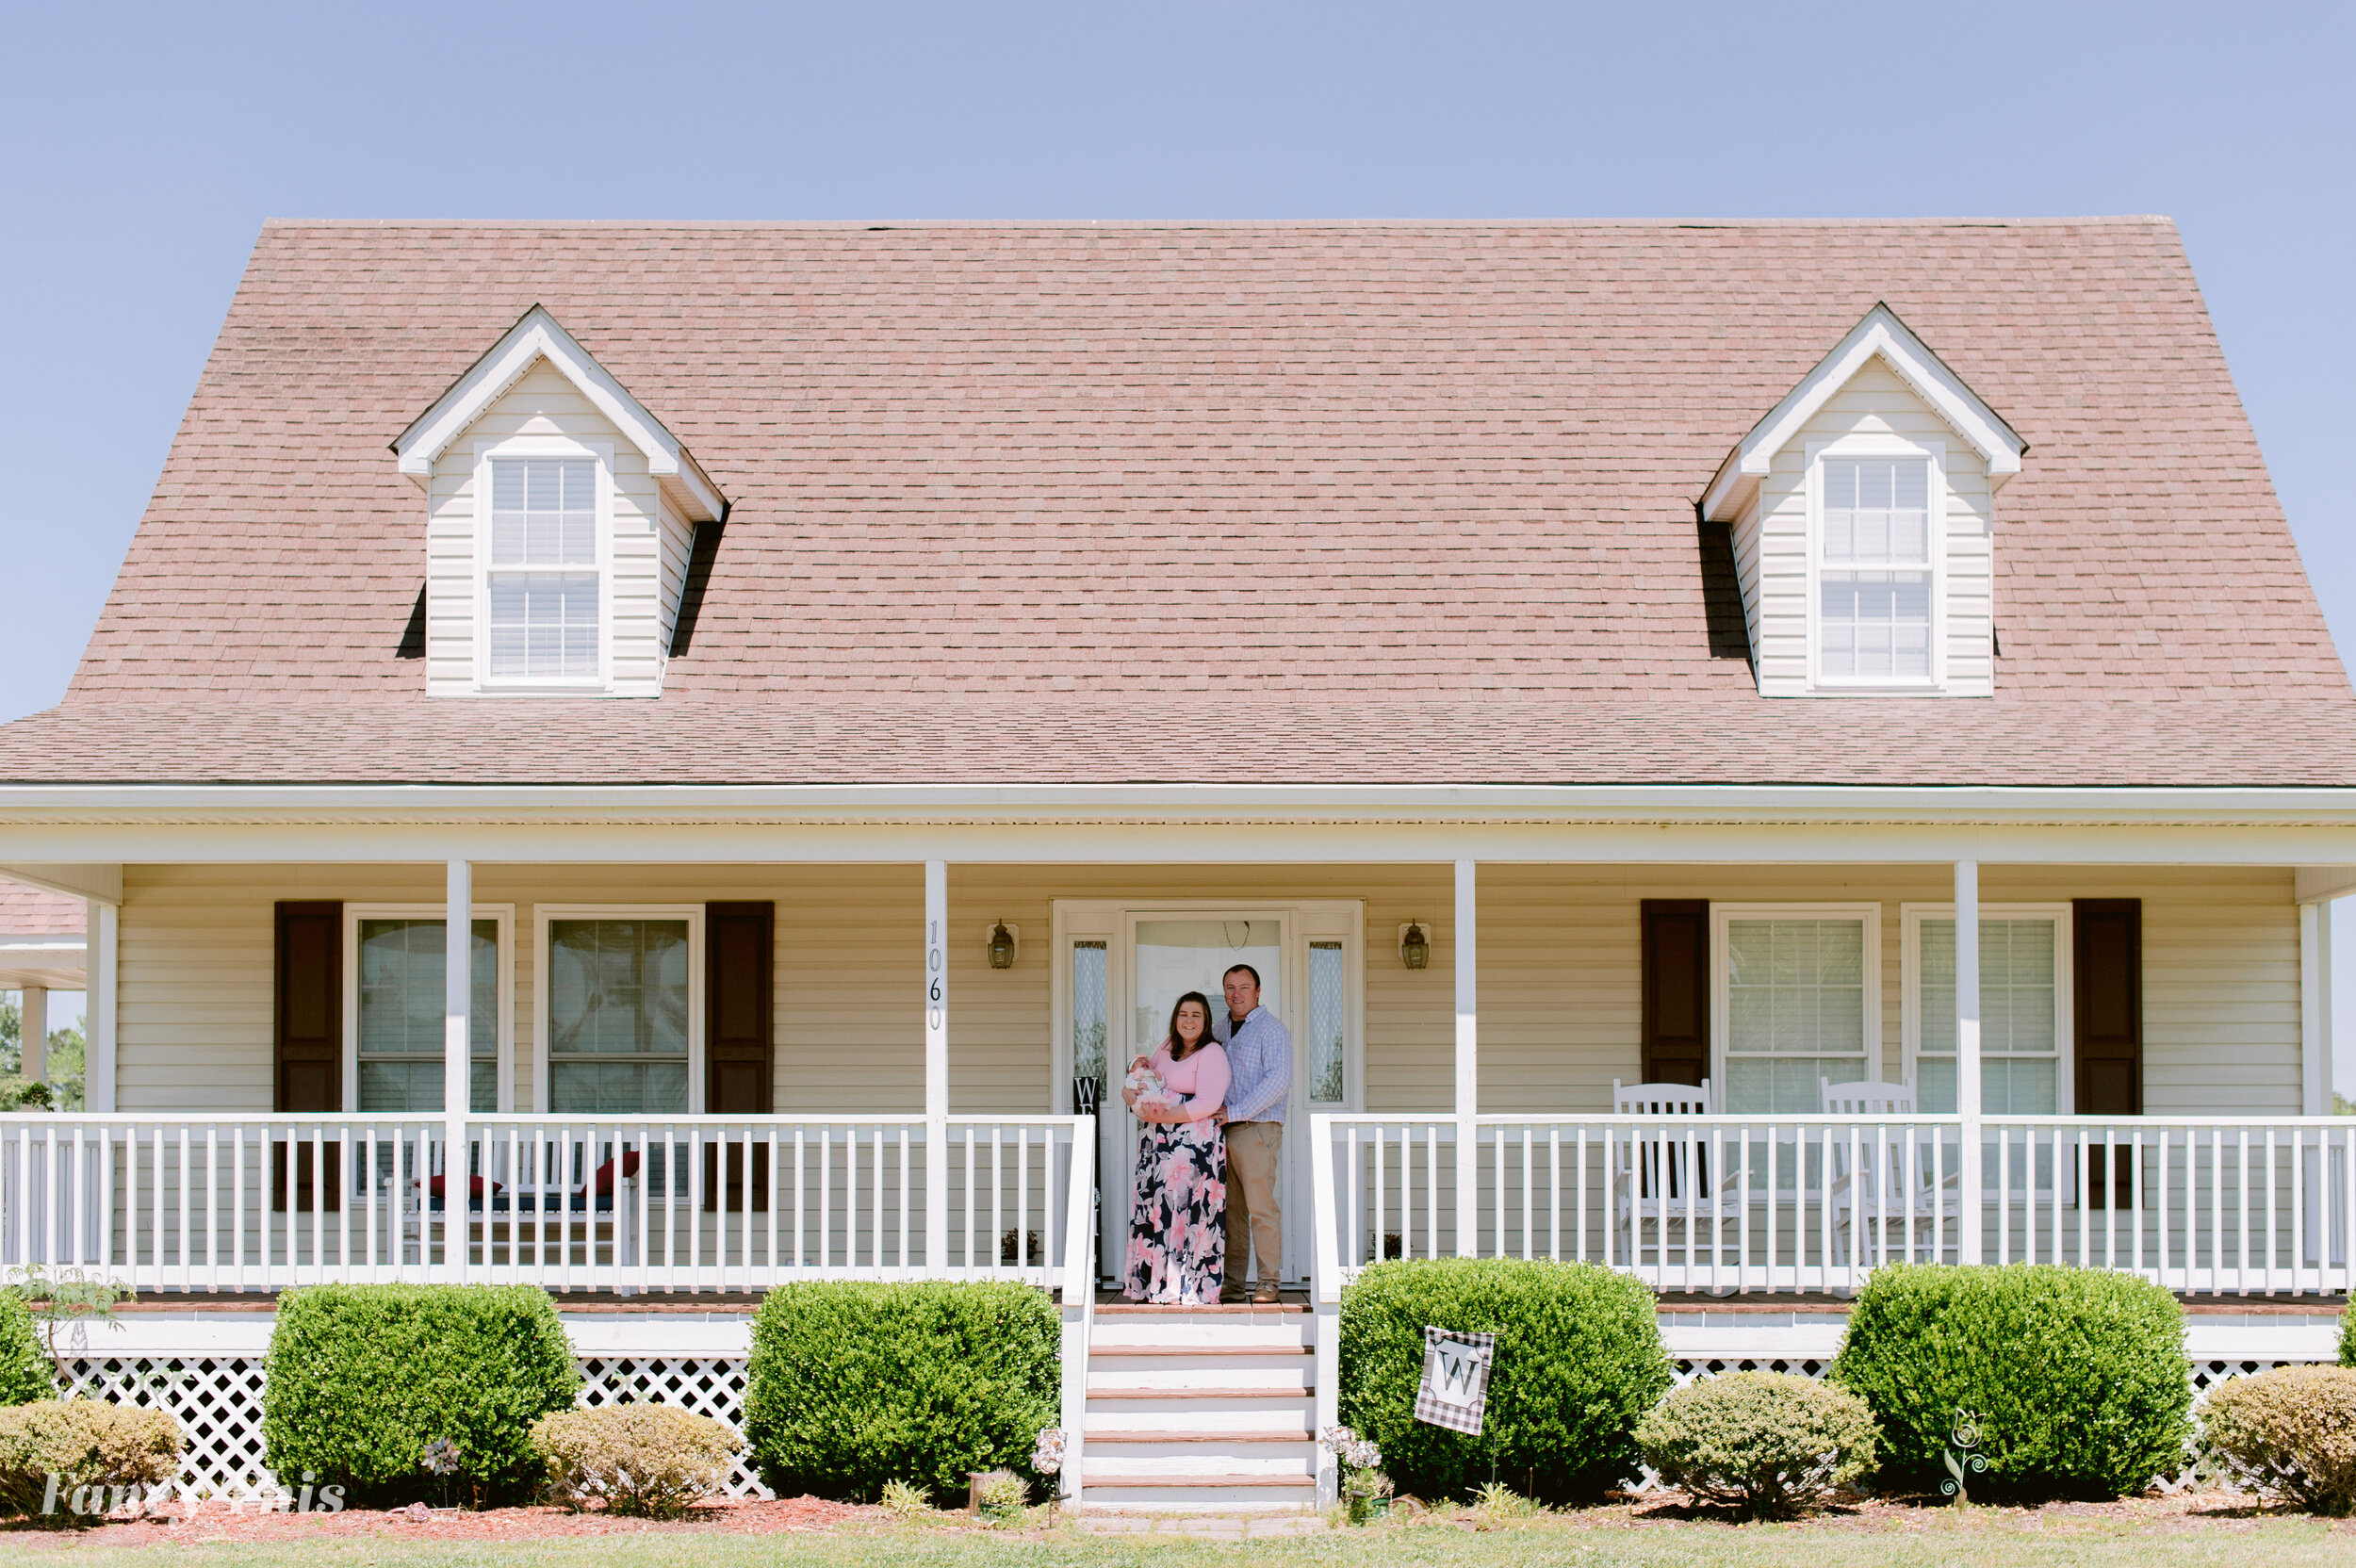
left=1213, top=963, right=1292, bottom=1304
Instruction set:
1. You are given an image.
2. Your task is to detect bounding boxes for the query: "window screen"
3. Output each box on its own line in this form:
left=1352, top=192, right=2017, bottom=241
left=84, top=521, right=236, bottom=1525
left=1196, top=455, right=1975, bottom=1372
left=547, top=919, right=691, bottom=1113
left=486, top=457, right=598, bottom=678
left=1818, top=456, right=1931, bottom=680
left=1724, top=918, right=1869, bottom=1113
left=1917, top=917, right=2059, bottom=1114
left=356, top=919, right=499, bottom=1112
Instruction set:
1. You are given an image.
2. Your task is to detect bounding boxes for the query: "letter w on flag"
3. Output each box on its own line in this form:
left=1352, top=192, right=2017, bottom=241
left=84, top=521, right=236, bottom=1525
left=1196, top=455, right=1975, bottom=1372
left=1414, top=1326, right=1496, bottom=1435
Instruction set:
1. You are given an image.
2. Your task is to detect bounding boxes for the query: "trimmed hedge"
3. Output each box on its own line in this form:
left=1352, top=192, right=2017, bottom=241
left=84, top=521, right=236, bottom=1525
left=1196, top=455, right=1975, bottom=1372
left=0, top=1294, right=54, bottom=1404
left=262, top=1284, right=581, bottom=1506
left=0, top=1401, right=182, bottom=1525
left=1637, top=1371, right=1877, bottom=1518
left=2341, top=1307, right=2354, bottom=1368
left=1829, top=1263, right=2191, bottom=1500
left=744, top=1281, right=1059, bottom=1503
left=532, top=1405, right=742, bottom=1518
left=1337, top=1258, right=1672, bottom=1503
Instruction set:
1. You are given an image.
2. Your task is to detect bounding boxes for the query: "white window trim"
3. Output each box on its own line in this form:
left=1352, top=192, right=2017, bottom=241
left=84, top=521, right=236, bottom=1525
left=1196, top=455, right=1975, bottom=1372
left=1901, top=902, right=2074, bottom=1115
left=1805, top=433, right=1949, bottom=694
left=1710, top=903, right=1884, bottom=1102
left=532, top=906, right=705, bottom=1115
left=471, top=434, right=615, bottom=694
left=1047, top=900, right=1365, bottom=1116
left=341, top=904, right=515, bottom=1114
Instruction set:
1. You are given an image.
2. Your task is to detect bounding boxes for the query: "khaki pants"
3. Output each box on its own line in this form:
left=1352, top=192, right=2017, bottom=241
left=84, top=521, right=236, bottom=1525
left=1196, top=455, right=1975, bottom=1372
left=1221, top=1121, right=1284, bottom=1295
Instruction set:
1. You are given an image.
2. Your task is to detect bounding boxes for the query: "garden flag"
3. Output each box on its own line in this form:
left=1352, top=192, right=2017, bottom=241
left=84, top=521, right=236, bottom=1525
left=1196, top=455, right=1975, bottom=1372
left=1414, top=1326, right=1495, bottom=1435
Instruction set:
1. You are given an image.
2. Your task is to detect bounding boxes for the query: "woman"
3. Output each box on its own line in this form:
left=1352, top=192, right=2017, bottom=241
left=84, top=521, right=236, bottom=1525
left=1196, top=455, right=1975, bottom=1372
left=1121, top=990, right=1230, bottom=1304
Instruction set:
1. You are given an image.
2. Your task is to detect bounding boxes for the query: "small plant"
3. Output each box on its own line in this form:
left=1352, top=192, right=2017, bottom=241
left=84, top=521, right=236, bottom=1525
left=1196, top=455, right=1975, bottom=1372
left=0, top=1401, right=183, bottom=1527
left=1636, top=1372, right=1877, bottom=1520
left=972, top=1467, right=1027, bottom=1525
left=11, top=1082, right=54, bottom=1111
left=531, top=1405, right=742, bottom=1519
left=2201, top=1364, right=2356, bottom=1515
left=0, top=1293, right=55, bottom=1404
left=6, top=1264, right=135, bottom=1381
left=878, top=1478, right=934, bottom=1519
left=1468, top=1480, right=1543, bottom=1526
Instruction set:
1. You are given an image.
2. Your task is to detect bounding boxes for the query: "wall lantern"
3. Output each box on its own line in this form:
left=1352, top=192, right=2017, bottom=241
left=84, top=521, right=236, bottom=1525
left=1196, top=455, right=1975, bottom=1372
left=1399, top=922, right=1431, bottom=970
left=987, top=921, right=1020, bottom=970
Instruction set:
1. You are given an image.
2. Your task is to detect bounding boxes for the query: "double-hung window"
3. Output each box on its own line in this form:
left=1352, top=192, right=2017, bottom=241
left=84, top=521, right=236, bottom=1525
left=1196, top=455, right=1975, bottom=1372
left=1906, top=906, right=2070, bottom=1114
left=540, top=912, right=698, bottom=1114
left=1714, top=906, right=1879, bottom=1113
left=483, top=451, right=601, bottom=684
left=347, top=907, right=510, bottom=1112
left=1813, top=444, right=1940, bottom=687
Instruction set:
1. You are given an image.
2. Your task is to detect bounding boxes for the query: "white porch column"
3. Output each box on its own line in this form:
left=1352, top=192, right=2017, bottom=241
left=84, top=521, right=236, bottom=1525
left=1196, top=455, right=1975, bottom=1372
left=2300, top=898, right=2333, bottom=1117
left=19, top=986, right=44, bottom=1086
left=924, top=860, right=949, bottom=1267
left=86, top=900, right=116, bottom=1114
left=444, top=859, right=471, bottom=1279
left=1954, top=859, right=1983, bottom=1264
left=1454, top=858, right=1477, bottom=1257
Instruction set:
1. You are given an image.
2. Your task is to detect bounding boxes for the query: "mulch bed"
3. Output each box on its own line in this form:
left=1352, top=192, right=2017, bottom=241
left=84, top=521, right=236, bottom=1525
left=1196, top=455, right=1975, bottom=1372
left=0, top=1495, right=883, bottom=1548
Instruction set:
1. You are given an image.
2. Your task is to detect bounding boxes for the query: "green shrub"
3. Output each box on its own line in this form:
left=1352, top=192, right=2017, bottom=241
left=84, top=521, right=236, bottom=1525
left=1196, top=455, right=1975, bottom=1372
left=262, top=1283, right=581, bottom=1507
left=0, top=1294, right=55, bottom=1404
left=2201, top=1364, right=2356, bottom=1515
left=532, top=1405, right=741, bottom=1518
left=2339, top=1308, right=2354, bottom=1368
left=1636, top=1371, right=1876, bottom=1518
left=1337, top=1258, right=1671, bottom=1503
left=744, top=1281, right=1058, bottom=1503
left=1830, top=1263, right=2190, bottom=1500
left=0, top=1401, right=182, bottom=1526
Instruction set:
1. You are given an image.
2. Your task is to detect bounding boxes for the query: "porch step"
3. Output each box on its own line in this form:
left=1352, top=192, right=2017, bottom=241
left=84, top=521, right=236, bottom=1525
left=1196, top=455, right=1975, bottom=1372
left=1078, top=1306, right=1322, bottom=1512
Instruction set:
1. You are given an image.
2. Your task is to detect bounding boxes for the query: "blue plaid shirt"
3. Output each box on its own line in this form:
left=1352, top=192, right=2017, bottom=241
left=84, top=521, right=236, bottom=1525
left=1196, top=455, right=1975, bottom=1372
left=1214, top=1005, right=1292, bottom=1124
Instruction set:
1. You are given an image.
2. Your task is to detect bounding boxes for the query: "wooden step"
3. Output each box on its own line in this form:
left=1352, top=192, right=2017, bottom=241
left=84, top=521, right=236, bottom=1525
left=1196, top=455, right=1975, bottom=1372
left=1086, top=1429, right=1311, bottom=1444
left=1079, top=1474, right=1315, bottom=1489
left=1087, top=1384, right=1308, bottom=1399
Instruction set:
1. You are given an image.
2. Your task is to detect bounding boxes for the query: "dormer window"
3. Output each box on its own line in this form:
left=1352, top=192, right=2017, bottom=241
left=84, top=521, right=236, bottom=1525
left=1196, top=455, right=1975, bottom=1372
left=394, top=305, right=726, bottom=700
left=1813, top=444, right=1940, bottom=687
left=484, top=451, right=602, bottom=683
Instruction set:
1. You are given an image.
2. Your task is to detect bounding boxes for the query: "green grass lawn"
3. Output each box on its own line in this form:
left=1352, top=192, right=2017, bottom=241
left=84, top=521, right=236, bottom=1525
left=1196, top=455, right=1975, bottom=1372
left=2, top=1508, right=2348, bottom=1568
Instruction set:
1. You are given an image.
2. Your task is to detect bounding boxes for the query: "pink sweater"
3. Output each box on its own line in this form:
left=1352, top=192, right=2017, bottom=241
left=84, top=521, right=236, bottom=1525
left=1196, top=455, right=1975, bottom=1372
left=1148, top=1042, right=1231, bottom=1122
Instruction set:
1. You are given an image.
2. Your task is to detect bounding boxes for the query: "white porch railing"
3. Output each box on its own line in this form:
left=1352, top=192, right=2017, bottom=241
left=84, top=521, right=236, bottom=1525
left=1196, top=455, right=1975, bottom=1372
left=1310, top=1114, right=2356, bottom=1298
left=0, top=1114, right=1098, bottom=1297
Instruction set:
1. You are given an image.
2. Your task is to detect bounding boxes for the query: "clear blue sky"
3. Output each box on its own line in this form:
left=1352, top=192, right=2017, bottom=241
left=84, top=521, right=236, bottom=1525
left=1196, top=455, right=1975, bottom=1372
left=3, top=2, right=2353, bottom=1079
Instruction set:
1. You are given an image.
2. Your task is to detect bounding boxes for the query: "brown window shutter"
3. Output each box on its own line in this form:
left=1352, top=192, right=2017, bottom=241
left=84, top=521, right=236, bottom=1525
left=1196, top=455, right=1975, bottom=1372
left=2074, top=898, right=2142, bottom=1206
left=273, top=901, right=342, bottom=1212
left=705, top=902, right=774, bottom=1210
left=1641, top=901, right=1710, bottom=1088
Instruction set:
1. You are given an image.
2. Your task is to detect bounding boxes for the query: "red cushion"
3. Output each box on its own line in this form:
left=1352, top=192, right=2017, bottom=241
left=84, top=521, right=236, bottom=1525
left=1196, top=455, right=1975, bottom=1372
left=419, top=1174, right=499, bottom=1200
left=593, top=1151, right=643, bottom=1196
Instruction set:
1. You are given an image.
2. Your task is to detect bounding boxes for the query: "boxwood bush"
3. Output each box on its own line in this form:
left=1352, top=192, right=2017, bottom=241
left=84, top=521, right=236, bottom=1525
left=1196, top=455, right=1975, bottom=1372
left=1338, top=1258, right=1671, bottom=1503
left=1636, top=1370, right=1877, bottom=1518
left=744, top=1281, right=1058, bottom=1503
left=262, top=1283, right=580, bottom=1506
left=2201, top=1364, right=2356, bottom=1514
left=1829, top=1263, right=2191, bottom=1500
left=0, top=1293, right=54, bottom=1404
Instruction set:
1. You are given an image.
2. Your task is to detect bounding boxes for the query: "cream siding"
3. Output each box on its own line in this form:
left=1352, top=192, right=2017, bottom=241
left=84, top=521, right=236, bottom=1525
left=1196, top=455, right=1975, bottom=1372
left=421, top=360, right=682, bottom=698
left=1746, top=357, right=1997, bottom=697
left=113, top=863, right=2299, bottom=1120
left=656, top=494, right=695, bottom=659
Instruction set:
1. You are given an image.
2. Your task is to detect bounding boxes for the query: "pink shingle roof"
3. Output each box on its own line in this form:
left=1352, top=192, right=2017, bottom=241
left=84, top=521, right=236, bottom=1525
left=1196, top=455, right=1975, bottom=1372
left=0, top=882, right=84, bottom=938
left=5, top=218, right=2350, bottom=788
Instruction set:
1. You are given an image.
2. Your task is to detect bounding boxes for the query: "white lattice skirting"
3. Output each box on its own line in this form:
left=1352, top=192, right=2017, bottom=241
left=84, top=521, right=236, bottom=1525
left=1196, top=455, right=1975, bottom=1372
left=61, top=1307, right=2343, bottom=1501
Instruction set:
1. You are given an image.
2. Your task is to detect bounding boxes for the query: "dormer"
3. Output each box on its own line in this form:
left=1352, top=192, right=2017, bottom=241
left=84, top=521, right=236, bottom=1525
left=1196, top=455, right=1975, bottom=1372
left=1702, top=305, right=2025, bottom=698
left=392, top=307, right=726, bottom=698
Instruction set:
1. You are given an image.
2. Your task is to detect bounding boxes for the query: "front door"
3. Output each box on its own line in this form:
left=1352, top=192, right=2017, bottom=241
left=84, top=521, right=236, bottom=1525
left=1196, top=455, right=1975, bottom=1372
left=1055, top=900, right=1362, bottom=1287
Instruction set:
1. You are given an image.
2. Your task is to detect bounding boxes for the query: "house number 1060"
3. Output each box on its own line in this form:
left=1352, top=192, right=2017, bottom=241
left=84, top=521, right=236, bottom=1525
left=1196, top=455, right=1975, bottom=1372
left=925, top=920, right=945, bottom=1032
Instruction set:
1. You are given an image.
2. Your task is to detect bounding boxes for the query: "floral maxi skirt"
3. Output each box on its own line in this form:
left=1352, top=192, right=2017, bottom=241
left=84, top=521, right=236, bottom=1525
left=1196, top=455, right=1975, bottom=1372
left=1124, top=1120, right=1227, bottom=1304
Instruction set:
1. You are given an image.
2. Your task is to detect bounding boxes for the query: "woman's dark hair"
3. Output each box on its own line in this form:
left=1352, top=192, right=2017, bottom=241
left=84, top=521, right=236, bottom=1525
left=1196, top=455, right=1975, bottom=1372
left=1166, top=991, right=1216, bottom=1061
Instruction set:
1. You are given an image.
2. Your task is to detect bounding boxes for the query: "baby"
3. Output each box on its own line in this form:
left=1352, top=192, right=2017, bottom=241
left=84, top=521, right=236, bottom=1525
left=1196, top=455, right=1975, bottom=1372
left=1124, top=1062, right=1181, bottom=1117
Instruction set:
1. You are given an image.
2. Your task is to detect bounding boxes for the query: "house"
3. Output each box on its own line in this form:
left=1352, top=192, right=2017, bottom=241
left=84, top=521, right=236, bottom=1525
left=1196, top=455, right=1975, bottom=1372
left=0, top=218, right=2351, bottom=1507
